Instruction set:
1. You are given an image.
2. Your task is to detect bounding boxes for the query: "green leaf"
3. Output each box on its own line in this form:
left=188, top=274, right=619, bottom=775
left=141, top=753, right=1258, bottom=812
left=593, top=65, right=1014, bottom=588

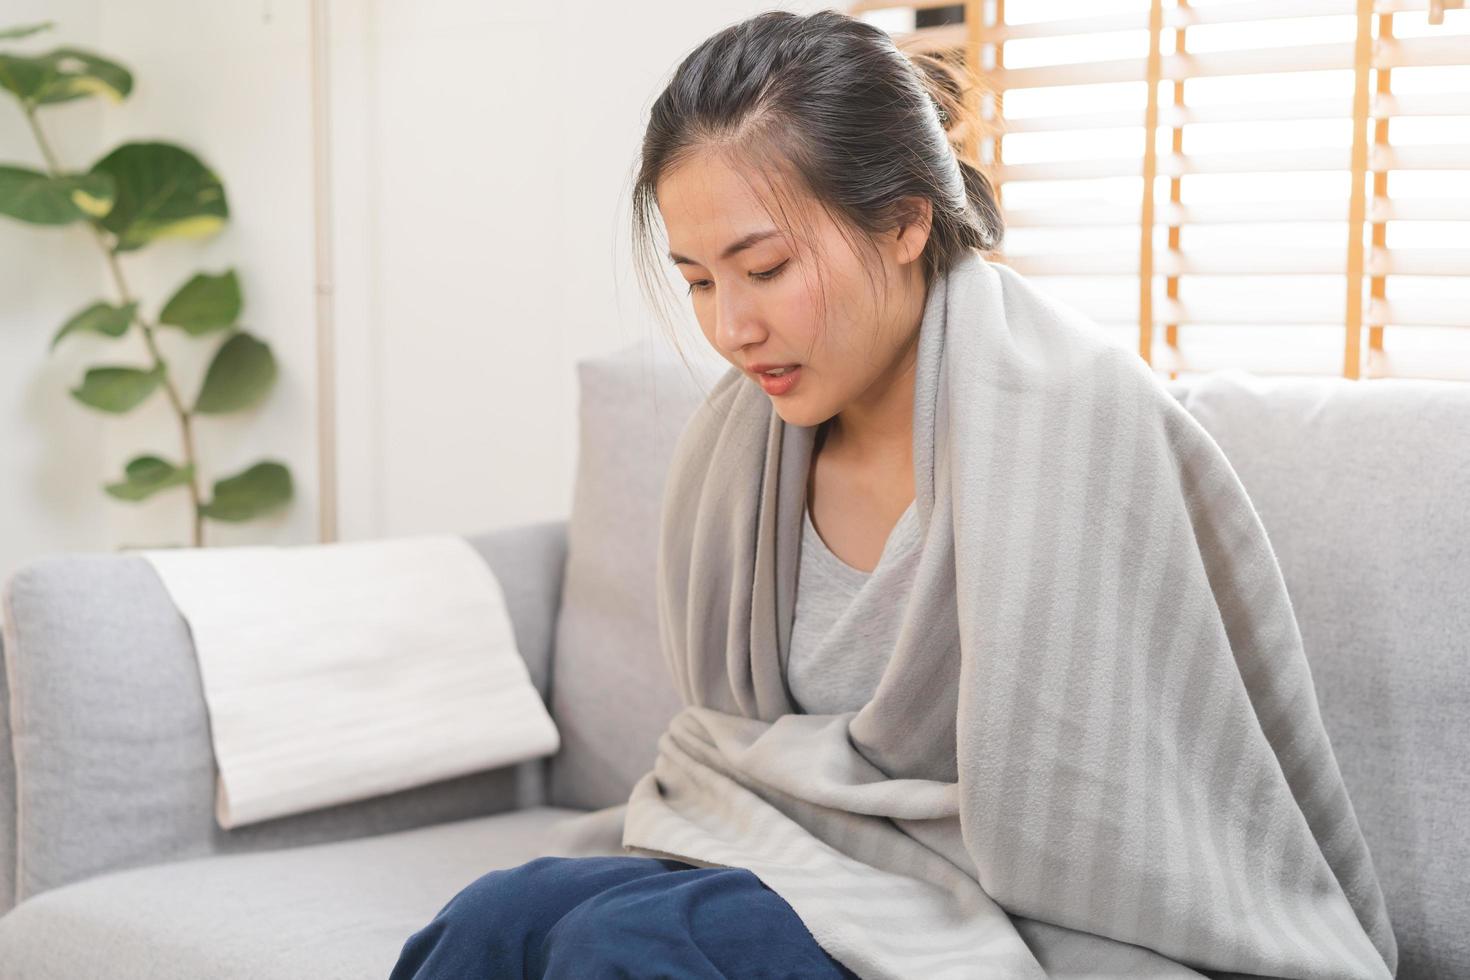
left=104, top=454, right=194, bottom=502
left=51, top=300, right=136, bottom=349
left=159, top=269, right=241, bottom=335
left=0, top=165, right=114, bottom=224
left=0, top=53, right=48, bottom=103
left=0, top=46, right=131, bottom=106
left=200, top=461, right=292, bottom=522
left=194, top=332, right=276, bottom=414
left=0, top=22, right=55, bottom=42
left=69, top=363, right=163, bottom=413
left=90, top=142, right=227, bottom=252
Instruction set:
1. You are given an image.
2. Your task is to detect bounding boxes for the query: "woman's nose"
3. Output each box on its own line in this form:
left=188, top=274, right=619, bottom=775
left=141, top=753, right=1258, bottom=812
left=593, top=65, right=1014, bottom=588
left=713, top=288, right=763, bottom=355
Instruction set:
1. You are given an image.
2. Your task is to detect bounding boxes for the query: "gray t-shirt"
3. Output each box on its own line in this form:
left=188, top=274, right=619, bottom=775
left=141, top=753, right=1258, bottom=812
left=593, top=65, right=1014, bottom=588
left=785, top=495, right=922, bottom=715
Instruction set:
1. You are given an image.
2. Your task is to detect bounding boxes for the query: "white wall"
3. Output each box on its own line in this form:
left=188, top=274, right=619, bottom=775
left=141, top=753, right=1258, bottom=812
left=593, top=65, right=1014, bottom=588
left=1, top=0, right=825, bottom=599
left=326, top=0, right=826, bottom=542
left=1, top=1, right=112, bottom=577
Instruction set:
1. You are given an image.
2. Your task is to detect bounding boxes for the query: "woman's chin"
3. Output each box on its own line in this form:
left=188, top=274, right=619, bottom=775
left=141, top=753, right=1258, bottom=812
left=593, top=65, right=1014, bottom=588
left=771, top=401, right=826, bottom=429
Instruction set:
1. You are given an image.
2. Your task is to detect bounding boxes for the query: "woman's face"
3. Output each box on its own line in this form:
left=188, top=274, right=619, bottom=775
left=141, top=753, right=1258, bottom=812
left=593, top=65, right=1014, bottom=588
left=657, top=149, right=930, bottom=429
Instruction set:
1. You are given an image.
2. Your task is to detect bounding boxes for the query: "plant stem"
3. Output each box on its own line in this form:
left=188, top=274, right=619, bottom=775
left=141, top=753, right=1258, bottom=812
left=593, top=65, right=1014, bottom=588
left=103, top=254, right=207, bottom=547
left=24, top=104, right=206, bottom=547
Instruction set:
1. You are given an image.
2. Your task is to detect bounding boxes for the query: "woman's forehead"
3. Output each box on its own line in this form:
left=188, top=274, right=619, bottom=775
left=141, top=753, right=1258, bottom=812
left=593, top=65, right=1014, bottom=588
left=659, top=155, right=822, bottom=261
left=659, top=153, right=768, bottom=225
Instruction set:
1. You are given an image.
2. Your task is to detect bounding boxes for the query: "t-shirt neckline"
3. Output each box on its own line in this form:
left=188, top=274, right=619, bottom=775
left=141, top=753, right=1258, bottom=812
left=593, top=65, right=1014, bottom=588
left=803, top=497, right=918, bottom=580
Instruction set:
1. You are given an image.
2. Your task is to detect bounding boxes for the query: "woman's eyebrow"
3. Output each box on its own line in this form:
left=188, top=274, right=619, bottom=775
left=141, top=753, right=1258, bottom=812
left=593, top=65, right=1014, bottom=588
left=669, top=229, right=781, bottom=266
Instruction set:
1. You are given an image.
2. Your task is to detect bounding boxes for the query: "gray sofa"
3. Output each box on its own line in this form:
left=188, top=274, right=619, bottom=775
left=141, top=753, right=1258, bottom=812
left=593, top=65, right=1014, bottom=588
left=0, top=340, right=1466, bottom=979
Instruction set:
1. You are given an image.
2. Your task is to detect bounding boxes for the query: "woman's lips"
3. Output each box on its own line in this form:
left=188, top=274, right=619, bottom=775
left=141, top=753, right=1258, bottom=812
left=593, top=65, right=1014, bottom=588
left=754, top=365, right=801, bottom=396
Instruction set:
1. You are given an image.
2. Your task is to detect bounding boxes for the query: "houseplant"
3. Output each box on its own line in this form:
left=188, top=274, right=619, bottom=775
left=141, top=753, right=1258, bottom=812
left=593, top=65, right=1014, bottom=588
left=0, top=20, right=292, bottom=547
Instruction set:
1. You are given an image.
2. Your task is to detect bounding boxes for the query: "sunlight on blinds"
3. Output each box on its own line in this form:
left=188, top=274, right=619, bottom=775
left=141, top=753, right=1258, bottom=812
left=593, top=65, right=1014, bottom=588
left=852, top=0, right=1470, bottom=381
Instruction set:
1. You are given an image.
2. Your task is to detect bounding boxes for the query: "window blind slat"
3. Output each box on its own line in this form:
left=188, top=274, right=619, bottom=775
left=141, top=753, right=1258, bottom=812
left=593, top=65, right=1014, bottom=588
left=1374, top=144, right=1470, bottom=169
left=996, top=144, right=1470, bottom=183
left=1006, top=203, right=1144, bottom=227
left=1373, top=197, right=1470, bottom=220
left=962, top=0, right=1361, bottom=43
left=1174, top=200, right=1355, bottom=223
left=1160, top=298, right=1347, bottom=326
left=1004, top=248, right=1388, bottom=277
left=973, top=11, right=1152, bottom=43
left=954, top=288, right=1470, bottom=332
left=1369, top=297, right=1469, bottom=325
left=892, top=23, right=967, bottom=55
left=1001, top=92, right=1467, bottom=134
left=928, top=40, right=1461, bottom=91
left=1377, top=35, right=1470, bottom=68
left=993, top=43, right=1364, bottom=91
left=998, top=148, right=1354, bottom=182
left=1371, top=247, right=1470, bottom=275
left=966, top=291, right=1470, bottom=343
left=1373, top=91, right=1470, bottom=116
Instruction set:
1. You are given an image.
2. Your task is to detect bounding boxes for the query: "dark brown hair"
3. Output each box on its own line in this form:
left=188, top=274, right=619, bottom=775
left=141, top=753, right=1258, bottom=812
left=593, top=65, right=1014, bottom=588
left=628, top=8, right=1004, bottom=364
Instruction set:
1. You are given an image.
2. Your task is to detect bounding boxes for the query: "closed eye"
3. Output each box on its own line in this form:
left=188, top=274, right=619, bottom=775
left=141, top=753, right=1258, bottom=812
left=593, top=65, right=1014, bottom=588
left=686, top=259, right=789, bottom=295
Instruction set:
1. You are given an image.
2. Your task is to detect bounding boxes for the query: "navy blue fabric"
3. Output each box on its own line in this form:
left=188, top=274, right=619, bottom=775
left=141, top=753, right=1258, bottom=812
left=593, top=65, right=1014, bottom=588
left=390, top=854, right=860, bottom=979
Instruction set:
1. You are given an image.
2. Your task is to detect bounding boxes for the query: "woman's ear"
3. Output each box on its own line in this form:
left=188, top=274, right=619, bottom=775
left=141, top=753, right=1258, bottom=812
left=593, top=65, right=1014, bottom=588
left=893, top=197, right=934, bottom=265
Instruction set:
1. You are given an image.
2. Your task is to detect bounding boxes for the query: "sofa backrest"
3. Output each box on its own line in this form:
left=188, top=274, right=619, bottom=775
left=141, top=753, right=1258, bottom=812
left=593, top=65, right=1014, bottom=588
left=549, top=339, right=1470, bottom=980
left=547, top=339, right=726, bottom=809
left=1162, top=370, right=1470, bottom=980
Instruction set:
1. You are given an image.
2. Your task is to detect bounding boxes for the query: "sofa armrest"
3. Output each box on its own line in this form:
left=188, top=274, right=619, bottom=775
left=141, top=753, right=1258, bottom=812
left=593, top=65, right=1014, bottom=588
left=0, top=518, right=568, bottom=911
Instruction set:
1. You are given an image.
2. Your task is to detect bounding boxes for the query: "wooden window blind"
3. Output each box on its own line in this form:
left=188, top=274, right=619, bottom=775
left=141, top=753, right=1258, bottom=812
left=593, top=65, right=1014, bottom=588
left=850, top=0, right=1470, bottom=381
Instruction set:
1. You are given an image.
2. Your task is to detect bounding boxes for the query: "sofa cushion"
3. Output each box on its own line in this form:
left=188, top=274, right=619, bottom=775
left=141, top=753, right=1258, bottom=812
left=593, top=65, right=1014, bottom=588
left=0, top=805, right=584, bottom=980
left=547, top=339, right=727, bottom=810
left=1166, top=369, right=1470, bottom=980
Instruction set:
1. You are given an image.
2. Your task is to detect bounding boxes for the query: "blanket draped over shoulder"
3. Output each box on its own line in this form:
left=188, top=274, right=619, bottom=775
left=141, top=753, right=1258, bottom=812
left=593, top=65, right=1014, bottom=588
left=619, top=249, right=1398, bottom=979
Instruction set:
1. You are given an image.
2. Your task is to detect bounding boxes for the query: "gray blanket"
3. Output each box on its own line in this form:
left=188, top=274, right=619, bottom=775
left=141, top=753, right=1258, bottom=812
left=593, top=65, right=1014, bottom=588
left=617, top=250, right=1397, bottom=978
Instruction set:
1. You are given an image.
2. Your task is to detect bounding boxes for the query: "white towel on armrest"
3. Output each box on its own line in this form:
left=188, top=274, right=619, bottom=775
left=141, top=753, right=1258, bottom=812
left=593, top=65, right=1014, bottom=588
left=137, top=533, right=560, bottom=829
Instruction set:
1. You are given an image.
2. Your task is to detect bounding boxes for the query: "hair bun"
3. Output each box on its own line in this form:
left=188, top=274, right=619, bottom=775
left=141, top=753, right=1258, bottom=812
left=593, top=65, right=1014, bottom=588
left=902, top=46, right=969, bottom=139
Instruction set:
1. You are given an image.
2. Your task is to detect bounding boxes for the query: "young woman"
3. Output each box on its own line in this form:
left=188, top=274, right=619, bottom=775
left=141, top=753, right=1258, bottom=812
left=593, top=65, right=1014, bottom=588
left=391, top=10, right=997, bottom=977
left=392, top=9, right=1394, bottom=979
